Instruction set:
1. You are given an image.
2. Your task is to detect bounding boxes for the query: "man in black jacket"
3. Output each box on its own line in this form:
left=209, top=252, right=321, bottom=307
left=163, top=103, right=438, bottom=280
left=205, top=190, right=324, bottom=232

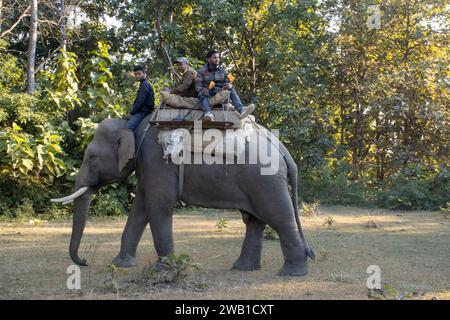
left=117, top=65, right=155, bottom=172
left=125, top=65, right=155, bottom=130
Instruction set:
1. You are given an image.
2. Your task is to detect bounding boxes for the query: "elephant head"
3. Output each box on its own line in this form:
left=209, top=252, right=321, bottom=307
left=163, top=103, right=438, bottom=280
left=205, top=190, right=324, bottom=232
left=51, top=118, right=134, bottom=266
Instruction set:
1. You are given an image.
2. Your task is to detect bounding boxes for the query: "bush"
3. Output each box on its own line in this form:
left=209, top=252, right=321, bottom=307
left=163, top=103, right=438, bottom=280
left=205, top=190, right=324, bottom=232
left=0, top=201, right=12, bottom=217
left=378, top=167, right=449, bottom=210
left=299, top=164, right=367, bottom=206
left=144, top=253, right=202, bottom=284
left=0, top=44, right=135, bottom=219
left=14, top=198, right=35, bottom=220
left=0, top=39, right=23, bottom=90
left=91, top=190, right=128, bottom=217
left=301, top=201, right=320, bottom=217
left=298, top=161, right=449, bottom=211
left=90, top=184, right=134, bottom=217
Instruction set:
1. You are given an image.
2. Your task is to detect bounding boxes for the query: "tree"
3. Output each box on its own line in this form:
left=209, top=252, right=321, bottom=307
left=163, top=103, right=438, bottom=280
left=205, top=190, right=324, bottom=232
left=58, top=0, right=66, bottom=49
left=26, top=0, right=38, bottom=94
left=0, top=2, right=30, bottom=39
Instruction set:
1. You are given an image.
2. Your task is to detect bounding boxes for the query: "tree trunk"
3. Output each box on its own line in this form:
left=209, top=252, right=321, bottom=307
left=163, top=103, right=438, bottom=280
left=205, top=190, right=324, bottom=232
left=155, top=0, right=178, bottom=80
left=26, top=0, right=38, bottom=94
left=59, top=0, right=66, bottom=49
left=0, top=0, right=3, bottom=33
left=249, top=54, right=256, bottom=101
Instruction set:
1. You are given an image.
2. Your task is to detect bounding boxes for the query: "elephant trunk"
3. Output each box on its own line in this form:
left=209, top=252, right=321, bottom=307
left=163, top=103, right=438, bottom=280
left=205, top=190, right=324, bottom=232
left=70, top=187, right=93, bottom=266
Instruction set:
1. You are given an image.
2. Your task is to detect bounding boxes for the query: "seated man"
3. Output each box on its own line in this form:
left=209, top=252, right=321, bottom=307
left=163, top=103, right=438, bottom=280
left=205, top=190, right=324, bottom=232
left=171, top=57, right=197, bottom=97
left=125, top=65, right=155, bottom=131
left=117, top=65, right=155, bottom=170
left=195, top=49, right=255, bottom=121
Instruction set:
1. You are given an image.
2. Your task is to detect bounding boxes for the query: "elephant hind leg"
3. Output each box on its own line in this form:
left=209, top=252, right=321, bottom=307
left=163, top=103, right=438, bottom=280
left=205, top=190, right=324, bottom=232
left=232, top=212, right=266, bottom=271
left=249, top=192, right=308, bottom=276
left=276, top=223, right=308, bottom=276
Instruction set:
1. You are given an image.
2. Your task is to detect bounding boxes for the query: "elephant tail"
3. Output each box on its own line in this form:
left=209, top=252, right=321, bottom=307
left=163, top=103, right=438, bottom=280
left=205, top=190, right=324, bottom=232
left=283, top=150, right=316, bottom=261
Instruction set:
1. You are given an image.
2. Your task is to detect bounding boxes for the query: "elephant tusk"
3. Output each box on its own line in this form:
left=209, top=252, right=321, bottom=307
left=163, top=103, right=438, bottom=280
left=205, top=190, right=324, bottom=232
left=51, top=187, right=89, bottom=203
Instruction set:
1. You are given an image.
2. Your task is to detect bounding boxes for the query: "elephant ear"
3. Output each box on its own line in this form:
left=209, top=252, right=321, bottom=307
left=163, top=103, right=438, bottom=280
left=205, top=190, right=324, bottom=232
left=116, top=128, right=135, bottom=173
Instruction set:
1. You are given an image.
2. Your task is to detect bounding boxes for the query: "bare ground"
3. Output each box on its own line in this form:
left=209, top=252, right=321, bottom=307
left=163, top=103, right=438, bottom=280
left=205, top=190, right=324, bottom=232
left=0, top=205, right=448, bottom=300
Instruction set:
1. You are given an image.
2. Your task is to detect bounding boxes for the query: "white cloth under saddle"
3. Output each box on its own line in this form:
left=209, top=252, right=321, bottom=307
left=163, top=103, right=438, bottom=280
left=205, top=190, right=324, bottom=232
left=157, top=116, right=256, bottom=163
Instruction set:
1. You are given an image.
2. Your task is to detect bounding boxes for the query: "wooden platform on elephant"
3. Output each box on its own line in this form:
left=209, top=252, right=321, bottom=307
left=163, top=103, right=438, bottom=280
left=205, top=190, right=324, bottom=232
left=149, top=106, right=241, bottom=129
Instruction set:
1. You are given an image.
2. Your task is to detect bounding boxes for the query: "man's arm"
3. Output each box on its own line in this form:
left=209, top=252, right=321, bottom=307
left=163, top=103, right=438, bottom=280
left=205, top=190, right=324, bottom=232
left=195, top=70, right=206, bottom=96
left=148, top=83, right=155, bottom=112
left=223, top=69, right=230, bottom=84
left=171, top=71, right=195, bottom=95
left=222, top=68, right=232, bottom=90
left=130, top=81, right=151, bottom=115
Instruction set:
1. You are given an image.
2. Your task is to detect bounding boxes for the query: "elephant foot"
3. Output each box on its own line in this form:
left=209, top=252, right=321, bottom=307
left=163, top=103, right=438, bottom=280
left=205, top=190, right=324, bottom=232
left=153, top=259, right=176, bottom=272
left=112, top=253, right=137, bottom=268
left=154, top=260, right=166, bottom=272
left=232, top=257, right=261, bottom=271
left=278, top=261, right=308, bottom=277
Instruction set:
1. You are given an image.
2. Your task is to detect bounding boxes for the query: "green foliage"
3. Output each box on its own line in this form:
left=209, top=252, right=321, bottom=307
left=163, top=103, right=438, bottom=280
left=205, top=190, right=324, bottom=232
left=46, top=49, right=82, bottom=113
left=301, top=201, right=320, bottom=217
left=0, top=0, right=448, bottom=217
left=216, top=217, right=228, bottom=232
left=73, top=117, right=98, bottom=151
left=379, top=167, right=449, bottom=210
left=13, top=198, right=35, bottom=220
left=0, top=40, right=23, bottom=91
left=0, top=39, right=136, bottom=217
left=299, top=164, right=367, bottom=206
left=105, top=264, right=128, bottom=294
left=0, top=122, right=66, bottom=185
left=0, top=92, right=47, bottom=127
left=81, top=41, right=124, bottom=120
left=368, top=284, right=414, bottom=300
left=91, top=187, right=129, bottom=217
left=439, top=203, right=449, bottom=219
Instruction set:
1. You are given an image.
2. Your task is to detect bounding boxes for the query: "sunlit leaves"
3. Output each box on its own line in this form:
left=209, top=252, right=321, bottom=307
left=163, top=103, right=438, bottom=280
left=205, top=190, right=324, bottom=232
left=0, top=123, right=66, bottom=185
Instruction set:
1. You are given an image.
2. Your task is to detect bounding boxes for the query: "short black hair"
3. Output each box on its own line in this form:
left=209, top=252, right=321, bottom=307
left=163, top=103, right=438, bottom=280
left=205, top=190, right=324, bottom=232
left=133, top=65, right=146, bottom=73
left=206, top=49, right=220, bottom=59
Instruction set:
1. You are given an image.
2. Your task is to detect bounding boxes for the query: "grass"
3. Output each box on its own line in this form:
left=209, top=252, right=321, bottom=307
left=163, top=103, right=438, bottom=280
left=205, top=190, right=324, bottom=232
left=0, top=205, right=449, bottom=300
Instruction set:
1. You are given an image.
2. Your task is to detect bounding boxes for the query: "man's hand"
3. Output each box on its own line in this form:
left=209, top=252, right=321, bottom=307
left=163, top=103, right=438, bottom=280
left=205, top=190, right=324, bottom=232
left=124, top=113, right=132, bottom=120
left=223, top=83, right=232, bottom=90
left=201, top=87, right=210, bottom=96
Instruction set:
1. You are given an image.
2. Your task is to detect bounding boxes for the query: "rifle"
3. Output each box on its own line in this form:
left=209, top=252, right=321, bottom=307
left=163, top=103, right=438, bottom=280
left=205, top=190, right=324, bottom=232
left=162, top=45, right=181, bottom=82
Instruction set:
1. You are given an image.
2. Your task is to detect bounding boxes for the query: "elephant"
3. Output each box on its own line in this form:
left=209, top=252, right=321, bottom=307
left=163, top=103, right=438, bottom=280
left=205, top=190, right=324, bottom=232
left=52, top=115, right=315, bottom=276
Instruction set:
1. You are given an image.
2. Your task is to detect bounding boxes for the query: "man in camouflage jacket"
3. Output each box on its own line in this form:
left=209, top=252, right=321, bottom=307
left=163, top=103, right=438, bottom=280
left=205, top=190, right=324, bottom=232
left=171, top=57, right=197, bottom=98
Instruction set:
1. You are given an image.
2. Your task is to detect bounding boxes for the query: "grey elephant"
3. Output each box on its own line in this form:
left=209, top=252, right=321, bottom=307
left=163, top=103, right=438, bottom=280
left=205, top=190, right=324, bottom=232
left=52, top=115, right=314, bottom=276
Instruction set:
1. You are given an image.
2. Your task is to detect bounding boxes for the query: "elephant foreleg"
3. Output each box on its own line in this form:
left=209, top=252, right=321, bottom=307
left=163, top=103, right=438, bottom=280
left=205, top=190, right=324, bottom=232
left=147, top=204, right=174, bottom=259
left=112, top=188, right=148, bottom=268
left=232, top=213, right=266, bottom=271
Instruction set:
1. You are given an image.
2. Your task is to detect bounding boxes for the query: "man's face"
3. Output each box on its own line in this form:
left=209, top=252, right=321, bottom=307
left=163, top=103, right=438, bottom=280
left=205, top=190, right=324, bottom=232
left=133, top=70, right=146, bottom=81
left=175, top=62, right=187, bottom=73
left=207, top=53, right=220, bottom=66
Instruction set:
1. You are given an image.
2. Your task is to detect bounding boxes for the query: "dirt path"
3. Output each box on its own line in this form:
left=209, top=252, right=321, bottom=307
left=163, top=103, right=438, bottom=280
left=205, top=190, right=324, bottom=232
left=0, top=205, right=448, bottom=299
